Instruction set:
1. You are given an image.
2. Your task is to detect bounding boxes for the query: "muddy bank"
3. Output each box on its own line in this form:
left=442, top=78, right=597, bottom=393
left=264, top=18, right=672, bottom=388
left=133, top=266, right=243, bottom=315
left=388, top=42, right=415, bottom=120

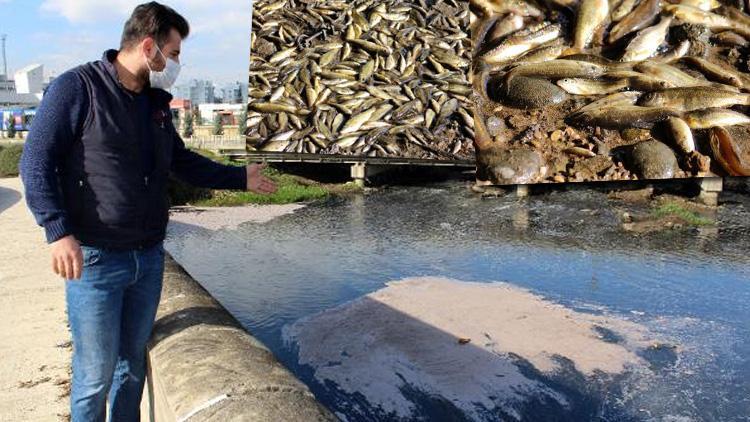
left=168, top=203, right=306, bottom=232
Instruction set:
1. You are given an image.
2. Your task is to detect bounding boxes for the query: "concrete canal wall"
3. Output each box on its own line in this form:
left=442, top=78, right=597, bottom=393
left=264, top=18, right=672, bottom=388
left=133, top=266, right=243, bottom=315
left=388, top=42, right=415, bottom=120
left=140, top=254, right=335, bottom=421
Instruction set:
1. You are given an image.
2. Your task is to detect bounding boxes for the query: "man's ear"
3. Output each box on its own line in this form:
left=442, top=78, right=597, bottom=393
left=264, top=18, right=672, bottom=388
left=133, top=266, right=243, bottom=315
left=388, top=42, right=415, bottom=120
left=141, top=37, right=156, bottom=59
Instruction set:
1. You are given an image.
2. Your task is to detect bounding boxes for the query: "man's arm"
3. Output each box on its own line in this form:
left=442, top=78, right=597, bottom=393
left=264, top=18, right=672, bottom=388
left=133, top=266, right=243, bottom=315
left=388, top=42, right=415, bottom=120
left=170, top=130, right=248, bottom=190
left=20, top=71, right=88, bottom=242
left=20, top=71, right=89, bottom=280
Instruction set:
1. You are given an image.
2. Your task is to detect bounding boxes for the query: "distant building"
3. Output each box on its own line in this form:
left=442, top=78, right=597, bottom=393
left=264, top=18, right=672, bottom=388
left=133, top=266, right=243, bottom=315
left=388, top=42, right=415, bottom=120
left=0, top=74, right=14, bottom=93
left=172, top=79, right=216, bottom=106
left=0, top=64, right=43, bottom=108
left=0, top=76, right=40, bottom=108
left=197, top=103, right=244, bottom=126
left=14, top=64, right=44, bottom=95
left=220, top=82, right=248, bottom=104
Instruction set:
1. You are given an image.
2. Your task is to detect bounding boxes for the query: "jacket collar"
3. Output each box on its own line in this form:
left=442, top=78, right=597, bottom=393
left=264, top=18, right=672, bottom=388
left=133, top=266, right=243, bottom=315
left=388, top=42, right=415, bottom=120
left=101, top=49, right=173, bottom=104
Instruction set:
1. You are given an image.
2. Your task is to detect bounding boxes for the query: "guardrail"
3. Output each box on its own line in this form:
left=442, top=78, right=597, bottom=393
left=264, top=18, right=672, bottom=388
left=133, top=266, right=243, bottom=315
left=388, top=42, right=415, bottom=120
left=183, top=136, right=245, bottom=151
left=242, top=151, right=477, bottom=167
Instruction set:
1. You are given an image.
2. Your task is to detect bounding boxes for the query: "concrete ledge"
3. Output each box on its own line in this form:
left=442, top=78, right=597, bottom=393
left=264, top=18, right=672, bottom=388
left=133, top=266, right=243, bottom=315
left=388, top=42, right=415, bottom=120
left=141, top=254, right=336, bottom=421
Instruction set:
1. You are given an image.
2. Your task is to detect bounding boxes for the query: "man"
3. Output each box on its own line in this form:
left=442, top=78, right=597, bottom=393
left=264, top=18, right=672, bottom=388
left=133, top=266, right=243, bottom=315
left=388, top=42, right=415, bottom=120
left=19, top=3, right=276, bottom=420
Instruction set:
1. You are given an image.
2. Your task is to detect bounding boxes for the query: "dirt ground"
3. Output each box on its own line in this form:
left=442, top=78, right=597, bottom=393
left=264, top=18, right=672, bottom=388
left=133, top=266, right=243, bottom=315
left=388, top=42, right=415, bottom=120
left=0, top=177, right=71, bottom=421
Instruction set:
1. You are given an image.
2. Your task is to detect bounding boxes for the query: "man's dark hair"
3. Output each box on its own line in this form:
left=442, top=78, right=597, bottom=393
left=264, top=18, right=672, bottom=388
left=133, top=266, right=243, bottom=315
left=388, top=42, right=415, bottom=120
left=120, top=2, right=190, bottom=50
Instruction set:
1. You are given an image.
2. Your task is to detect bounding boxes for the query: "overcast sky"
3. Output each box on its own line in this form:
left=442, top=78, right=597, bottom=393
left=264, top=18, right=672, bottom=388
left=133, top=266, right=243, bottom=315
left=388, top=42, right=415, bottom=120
left=0, top=0, right=251, bottom=85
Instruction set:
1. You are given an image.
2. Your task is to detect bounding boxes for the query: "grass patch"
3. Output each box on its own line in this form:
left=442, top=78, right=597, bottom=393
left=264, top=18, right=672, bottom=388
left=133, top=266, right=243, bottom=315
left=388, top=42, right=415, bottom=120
left=170, top=148, right=360, bottom=206
left=194, top=181, right=329, bottom=206
left=651, top=202, right=714, bottom=226
left=0, top=144, right=23, bottom=177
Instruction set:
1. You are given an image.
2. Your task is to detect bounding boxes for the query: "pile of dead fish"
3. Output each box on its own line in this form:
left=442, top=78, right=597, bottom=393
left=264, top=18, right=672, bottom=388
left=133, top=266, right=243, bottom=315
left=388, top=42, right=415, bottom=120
left=247, top=0, right=474, bottom=160
left=472, top=0, right=750, bottom=181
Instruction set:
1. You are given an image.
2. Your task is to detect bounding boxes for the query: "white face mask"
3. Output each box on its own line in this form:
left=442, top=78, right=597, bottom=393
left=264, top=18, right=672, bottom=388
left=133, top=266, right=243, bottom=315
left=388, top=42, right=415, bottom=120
left=146, top=45, right=181, bottom=90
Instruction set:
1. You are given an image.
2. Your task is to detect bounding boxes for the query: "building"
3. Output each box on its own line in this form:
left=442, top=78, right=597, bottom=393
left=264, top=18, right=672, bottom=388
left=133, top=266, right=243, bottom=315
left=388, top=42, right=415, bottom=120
left=172, top=79, right=216, bottom=106
left=14, top=64, right=44, bottom=95
left=0, top=74, right=40, bottom=108
left=220, top=82, right=248, bottom=104
left=169, top=98, right=193, bottom=135
left=0, top=74, right=14, bottom=93
left=197, top=103, right=244, bottom=126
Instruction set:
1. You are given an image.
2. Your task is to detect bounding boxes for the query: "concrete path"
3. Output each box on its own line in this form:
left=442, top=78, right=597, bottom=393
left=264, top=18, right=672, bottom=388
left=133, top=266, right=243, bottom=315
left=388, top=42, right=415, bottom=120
left=0, top=177, right=71, bottom=421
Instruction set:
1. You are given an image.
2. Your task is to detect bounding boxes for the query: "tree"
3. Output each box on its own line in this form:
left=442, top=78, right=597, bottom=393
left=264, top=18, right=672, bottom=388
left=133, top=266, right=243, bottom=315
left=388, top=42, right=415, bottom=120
left=194, top=108, right=202, bottom=125
left=6, top=116, right=16, bottom=139
left=238, top=110, right=248, bottom=136
left=212, top=114, right=224, bottom=136
left=182, top=111, right=194, bottom=138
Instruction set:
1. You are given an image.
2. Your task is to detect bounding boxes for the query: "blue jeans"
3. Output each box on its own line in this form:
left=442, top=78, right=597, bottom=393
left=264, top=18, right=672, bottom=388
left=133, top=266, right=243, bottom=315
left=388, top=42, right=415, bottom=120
left=65, top=241, right=165, bottom=422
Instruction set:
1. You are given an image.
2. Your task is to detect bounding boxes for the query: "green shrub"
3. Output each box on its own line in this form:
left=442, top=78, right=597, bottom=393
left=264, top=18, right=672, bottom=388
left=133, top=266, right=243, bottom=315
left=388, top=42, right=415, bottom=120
left=0, top=144, right=23, bottom=177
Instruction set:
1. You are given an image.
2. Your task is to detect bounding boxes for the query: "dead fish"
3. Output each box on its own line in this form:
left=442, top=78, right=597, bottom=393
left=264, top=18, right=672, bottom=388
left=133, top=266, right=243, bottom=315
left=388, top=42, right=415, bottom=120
left=604, top=70, right=673, bottom=91
left=259, top=140, right=290, bottom=152
left=621, top=17, right=672, bottom=62
left=436, top=98, right=460, bottom=127
left=666, top=117, right=695, bottom=153
left=611, top=0, right=638, bottom=21
left=471, top=0, right=543, bottom=17
left=568, top=106, right=680, bottom=129
left=637, top=87, right=750, bottom=111
left=653, top=40, right=690, bottom=62
left=347, top=38, right=392, bottom=56
left=512, top=39, right=566, bottom=65
left=472, top=14, right=500, bottom=48
left=724, top=6, right=750, bottom=30
left=249, top=102, right=310, bottom=115
left=709, top=126, right=750, bottom=176
left=559, top=53, right=615, bottom=66
left=663, top=4, right=738, bottom=30
left=340, top=108, right=377, bottom=134
left=557, top=78, right=629, bottom=95
left=269, top=47, right=297, bottom=64
left=489, top=14, right=525, bottom=42
left=573, top=0, right=610, bottom=50
left=577, top=90, right=642, bottom=112
left=359, top=60, right=376, bottom=81
left=712, top=31, right=748, bottom=47
left=680, top=56, right=744, bottom=88
left=269, top=129, right=296, bottom=142
left=683, top=108, right=750, bottom=129
left=680, top=0, right=721, bottom=11
left=504, top=59, right=606, bottom=87
left=634, top=61, right=706, bottom=87
left=481, top=23, right=561, bottom=64
left=608, top=0, right=660, bottom=43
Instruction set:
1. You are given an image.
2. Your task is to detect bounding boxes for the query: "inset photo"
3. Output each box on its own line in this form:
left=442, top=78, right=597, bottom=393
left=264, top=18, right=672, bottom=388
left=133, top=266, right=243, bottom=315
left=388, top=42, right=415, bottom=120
left=471, top=0, right=750, bottom=186
left=247, top=0, right=473, bottom=162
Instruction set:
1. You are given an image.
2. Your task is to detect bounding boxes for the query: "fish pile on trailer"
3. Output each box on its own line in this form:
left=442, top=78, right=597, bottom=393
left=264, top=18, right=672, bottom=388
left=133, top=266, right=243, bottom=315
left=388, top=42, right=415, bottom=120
left=247, top=0, right=474, bottom=161
left=472, top=0, right=750, bottom=185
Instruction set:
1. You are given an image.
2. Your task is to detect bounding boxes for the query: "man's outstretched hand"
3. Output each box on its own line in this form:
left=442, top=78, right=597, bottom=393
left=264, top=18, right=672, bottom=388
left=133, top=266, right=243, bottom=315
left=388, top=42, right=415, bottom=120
left=246, top=163, right=278, bottom=194
left=51, top=235, right=82, bottom=280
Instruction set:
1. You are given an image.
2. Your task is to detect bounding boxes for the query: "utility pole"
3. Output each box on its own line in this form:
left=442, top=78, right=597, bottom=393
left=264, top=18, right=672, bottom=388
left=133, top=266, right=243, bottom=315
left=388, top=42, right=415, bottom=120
left=1, top=34, right=7, bottom=78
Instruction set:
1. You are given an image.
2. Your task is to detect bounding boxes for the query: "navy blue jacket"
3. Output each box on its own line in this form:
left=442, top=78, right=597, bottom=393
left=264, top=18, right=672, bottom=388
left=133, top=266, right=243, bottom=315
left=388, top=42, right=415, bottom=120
left=20, top=50, right=247, bottom=250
